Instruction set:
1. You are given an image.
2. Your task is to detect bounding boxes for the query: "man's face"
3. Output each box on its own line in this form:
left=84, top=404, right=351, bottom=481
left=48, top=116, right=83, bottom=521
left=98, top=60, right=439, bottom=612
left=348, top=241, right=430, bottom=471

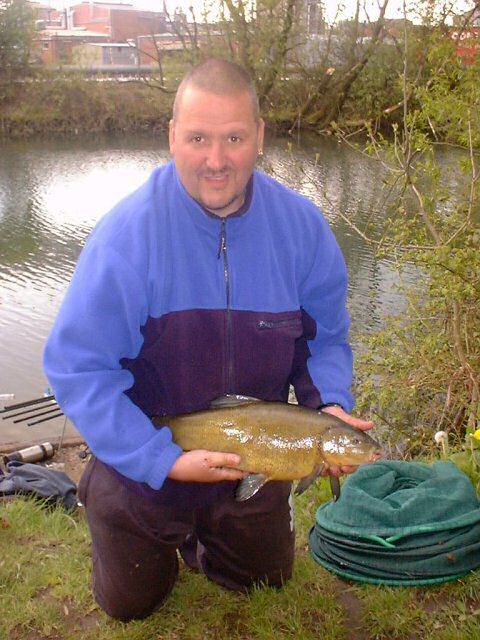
left=169, top=86, right=264, bottom=217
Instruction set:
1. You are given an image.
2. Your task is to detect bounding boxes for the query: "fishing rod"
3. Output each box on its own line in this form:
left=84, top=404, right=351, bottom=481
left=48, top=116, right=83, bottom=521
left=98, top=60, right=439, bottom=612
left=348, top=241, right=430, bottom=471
left=0, top=395, right=56, bottom=413
left=1, top=397, right=63, bottom=424
left=1, top=392, right=68, bottom=450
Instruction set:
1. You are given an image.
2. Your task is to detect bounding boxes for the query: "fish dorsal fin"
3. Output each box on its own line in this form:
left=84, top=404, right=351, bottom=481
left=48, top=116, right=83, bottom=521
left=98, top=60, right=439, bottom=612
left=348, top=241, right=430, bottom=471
left=209, top=395, right=262, bottom=409
left=235, top=474, right=268, bottom=501
left=295, top=463, right=324, bottom=496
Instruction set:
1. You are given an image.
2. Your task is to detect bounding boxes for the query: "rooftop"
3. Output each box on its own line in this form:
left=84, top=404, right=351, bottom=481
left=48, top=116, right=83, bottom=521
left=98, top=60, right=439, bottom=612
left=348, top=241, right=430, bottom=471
left=38, top=28, right=108, bottom=38
left=86, top=42, right=135, bottom=47
left=75, top=1, right=135, bottom=9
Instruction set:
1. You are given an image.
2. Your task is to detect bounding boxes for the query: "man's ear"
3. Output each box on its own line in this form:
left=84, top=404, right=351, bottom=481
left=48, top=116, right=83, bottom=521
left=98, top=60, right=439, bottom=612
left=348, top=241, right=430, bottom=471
left=257, top=118, right=265, bottom=151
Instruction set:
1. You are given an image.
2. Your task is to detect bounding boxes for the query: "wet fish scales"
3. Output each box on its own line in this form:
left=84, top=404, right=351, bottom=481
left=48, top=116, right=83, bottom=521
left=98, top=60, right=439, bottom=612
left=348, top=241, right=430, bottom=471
left=170, top=405, right=319, bottom=480
left=157, top=399, right=382, bottom=500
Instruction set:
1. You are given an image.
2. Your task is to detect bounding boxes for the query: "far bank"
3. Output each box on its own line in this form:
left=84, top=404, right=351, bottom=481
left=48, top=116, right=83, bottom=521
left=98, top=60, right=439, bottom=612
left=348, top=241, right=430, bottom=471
left=0, top=77, right=174, bottom=139
left=0, top=76, right=296, bottom=139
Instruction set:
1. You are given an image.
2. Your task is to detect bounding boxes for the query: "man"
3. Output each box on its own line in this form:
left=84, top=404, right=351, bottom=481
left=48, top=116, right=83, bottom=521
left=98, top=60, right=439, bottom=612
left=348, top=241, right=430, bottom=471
left=43, top=59, right=373, bottom=621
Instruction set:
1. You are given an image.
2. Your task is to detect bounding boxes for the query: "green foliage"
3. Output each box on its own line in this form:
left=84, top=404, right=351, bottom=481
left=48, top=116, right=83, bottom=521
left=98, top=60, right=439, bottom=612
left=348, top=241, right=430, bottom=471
left=417, top=41, right=480, bottom=147
left=0, top=0, right=34, bottom=79
left=449, top=448, right=480, bottom=494
left=355, top=161, right=479, bottom=454
left=354, top=25, right=479, bottom=459
left=345, top=42, right=404, bottom=125
left=0, top=74, right=174, bottom=138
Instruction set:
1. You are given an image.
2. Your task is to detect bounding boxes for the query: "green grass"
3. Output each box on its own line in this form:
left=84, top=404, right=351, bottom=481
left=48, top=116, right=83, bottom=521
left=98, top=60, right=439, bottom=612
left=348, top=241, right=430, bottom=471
left=1, top=481, right=480, bottom=640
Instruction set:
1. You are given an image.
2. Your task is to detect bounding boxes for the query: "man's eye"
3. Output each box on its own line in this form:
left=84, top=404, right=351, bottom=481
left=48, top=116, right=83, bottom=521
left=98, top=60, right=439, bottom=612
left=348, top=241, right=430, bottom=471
left=229, top=136, right=241, bottom=143
left=191, top=136, right=203, bottom=143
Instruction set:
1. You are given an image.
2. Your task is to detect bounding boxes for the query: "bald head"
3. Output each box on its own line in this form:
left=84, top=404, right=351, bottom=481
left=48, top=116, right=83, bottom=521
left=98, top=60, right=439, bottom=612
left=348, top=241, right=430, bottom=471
left=173, top=58, right=260, bottom=123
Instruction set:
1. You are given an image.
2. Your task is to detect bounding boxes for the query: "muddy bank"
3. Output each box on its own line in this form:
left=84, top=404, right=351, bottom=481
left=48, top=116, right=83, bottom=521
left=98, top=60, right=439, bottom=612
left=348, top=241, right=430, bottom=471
left=0, top=438, right=88, bottom=486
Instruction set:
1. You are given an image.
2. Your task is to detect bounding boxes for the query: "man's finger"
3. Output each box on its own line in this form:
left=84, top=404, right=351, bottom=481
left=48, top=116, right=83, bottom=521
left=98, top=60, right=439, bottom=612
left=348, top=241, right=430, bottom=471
left=321, top=406, right=374, bottom=431
left=340, top=465, right=358, bottom=475
left=210, top=467, right=247, bottom=481
left=320, top=464, right=340, bottom=477
left=202, top=451, right=242, bottom=469
left=348, top=418, right=374, bottom=431
left=320, top=464, right=358, bottom=477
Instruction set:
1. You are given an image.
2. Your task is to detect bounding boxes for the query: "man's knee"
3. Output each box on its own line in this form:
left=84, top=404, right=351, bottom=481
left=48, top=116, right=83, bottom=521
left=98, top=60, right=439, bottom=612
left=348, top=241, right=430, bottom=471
left=92, top=552, right=179, bottom=622
left=95, top=596, right=168, bottom=622
left=95, top=589, right=170, bottom=622
left=202, top=553, right=294, bottom=592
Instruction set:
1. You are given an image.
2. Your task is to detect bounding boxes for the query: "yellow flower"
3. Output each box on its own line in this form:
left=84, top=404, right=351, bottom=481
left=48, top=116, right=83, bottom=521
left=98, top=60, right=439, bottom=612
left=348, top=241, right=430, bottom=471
left=473, top=429, right=480, bottom=442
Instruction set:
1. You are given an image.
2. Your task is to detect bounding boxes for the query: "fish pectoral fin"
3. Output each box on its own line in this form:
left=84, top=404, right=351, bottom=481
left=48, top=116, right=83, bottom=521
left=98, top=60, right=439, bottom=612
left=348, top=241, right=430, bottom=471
left=295, top=463, right=324, bottom=496
left=329, top=475, right=341, bottom=502
left=209, top=395, right=262, bottom=409
left=235, top=474, right=268, bottom=501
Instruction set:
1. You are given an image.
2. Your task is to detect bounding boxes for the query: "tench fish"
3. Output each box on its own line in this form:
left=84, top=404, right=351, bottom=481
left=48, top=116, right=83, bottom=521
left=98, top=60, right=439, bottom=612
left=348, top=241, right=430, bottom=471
left=153, top=395, right=382, bottom=501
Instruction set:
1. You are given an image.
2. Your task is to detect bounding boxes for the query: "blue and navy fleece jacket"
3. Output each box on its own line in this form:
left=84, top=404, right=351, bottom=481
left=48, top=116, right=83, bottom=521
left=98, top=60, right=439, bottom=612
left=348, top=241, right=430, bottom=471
left=43, top=161, right=353, bottom=492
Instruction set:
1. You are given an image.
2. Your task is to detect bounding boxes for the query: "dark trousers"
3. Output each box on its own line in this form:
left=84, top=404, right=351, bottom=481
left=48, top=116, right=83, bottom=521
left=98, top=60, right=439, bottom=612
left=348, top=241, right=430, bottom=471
left=78, top=457, right=295, bottom=621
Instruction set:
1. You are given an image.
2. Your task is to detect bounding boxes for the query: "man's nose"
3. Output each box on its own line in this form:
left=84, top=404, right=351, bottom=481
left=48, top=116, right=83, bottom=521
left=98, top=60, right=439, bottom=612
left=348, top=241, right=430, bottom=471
left=206, top=141, right=227, bottom=171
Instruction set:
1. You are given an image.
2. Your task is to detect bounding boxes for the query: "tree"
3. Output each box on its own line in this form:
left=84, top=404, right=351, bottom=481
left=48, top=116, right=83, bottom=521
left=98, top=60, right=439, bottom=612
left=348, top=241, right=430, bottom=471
left=344, top=4, right=480, bottom=456
left=219, top=0, right=300, bottom=106
left=138, top=0, right=301, bottom=106
left=0, top=0, right=35, bottom=79
left=297, top=0, right=390, bottom=129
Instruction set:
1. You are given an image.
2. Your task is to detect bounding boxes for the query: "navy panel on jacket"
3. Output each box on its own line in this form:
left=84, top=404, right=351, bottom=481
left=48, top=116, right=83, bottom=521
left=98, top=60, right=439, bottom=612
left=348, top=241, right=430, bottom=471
left=121, top=308, right=321, bottom=417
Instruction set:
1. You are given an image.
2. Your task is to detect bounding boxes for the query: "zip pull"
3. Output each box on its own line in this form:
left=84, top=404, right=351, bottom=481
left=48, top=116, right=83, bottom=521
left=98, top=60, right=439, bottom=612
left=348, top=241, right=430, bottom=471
left=217, top=220, right=226, bottom=259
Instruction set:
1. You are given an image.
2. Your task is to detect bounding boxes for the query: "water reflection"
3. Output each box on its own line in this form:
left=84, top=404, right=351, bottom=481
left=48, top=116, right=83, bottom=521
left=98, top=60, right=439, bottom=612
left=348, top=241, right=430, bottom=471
left=0, top=136, right=170, bottom=441
left=261, top=135, right=412, bottom=337
left=0, top=133, right=417, bottom=443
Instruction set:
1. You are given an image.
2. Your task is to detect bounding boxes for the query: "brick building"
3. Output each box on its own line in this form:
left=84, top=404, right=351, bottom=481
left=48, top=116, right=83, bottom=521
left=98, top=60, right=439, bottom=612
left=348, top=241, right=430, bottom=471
left=72, top=41, right=138, bottom=67
left=29, top=1, right=170, bottom=66
left=68, top=2, right=168, bottom=41
left=29, top=1, right=62, bottom=28
left=451, top=27, right=480, bottom=65
left=35, top=29, right=108, bottom=65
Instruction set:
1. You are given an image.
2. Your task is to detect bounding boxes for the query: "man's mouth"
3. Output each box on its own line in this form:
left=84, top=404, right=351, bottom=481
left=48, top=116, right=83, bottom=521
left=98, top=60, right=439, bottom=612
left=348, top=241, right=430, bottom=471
left=203, top=173, right=229, bottom=183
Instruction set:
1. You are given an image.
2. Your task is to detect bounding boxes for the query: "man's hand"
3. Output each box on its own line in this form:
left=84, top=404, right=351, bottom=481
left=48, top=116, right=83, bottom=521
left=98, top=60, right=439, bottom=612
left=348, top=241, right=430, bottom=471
left=320, top=405, right=375, bottom=478
left=168, top=450, right=246, bottom=483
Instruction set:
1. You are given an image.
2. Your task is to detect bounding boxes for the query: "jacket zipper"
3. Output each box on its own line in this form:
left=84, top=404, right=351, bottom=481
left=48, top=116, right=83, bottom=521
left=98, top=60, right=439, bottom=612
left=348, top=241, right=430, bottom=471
left=218, top=220, right=233, bottom=392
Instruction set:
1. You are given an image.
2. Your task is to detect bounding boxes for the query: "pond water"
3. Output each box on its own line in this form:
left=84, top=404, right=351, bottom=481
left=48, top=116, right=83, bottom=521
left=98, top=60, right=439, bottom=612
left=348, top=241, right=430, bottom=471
left=0, top=132, right=421, bottom=444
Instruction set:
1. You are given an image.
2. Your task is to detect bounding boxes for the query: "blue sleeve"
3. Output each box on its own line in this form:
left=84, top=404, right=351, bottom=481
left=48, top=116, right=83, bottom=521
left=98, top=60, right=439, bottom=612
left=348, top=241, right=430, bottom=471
left=43, top=240, right=182, bottom=489
left=300, top=215, right=354, bottom=412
